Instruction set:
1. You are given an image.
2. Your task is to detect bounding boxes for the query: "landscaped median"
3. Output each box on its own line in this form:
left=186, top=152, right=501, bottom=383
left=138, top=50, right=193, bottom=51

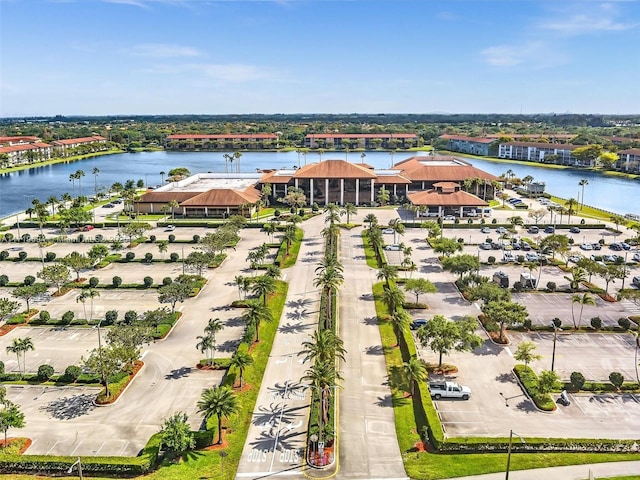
left=372, top=281, right=640, bottom=479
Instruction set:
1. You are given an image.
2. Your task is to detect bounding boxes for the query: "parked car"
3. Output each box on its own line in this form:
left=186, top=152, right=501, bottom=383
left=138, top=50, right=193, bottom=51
left=479, top=243, right=492, bottom=250
left=520, top=242, right=532, bottom=251
left=603, top=254, right=620, bottom=263
left=411, top=318, right=428, bottom=330
left=492, top=271, right=509, bottom=288
left=496, top=227, right=507, bottom=234
left=525, top=252, right=539, bottom=262
left=165, top=225, right=176, bottom=232
left=103, top=203, right=115, bottom=208
left=580, top=243, right=593, bottom=251
left=633, top=276, right=640, bottom=288
left=112, top=199, right=123, bottom=204
left=544, top=226, right=555, bottom=234
left=633, top=253, right=640, bottom=262
left=429, top=381, right=471, bottom=400
left=570, top=227, right=581, bottom=233
left=527, top=226, right=539, bottom=234
left=481, top=227, right=490, bottom=234
left=569, top=255, right=583, bottom=263
left=503, top=251, right=515, bottom=262
left=443, top=215, right=456, bottom=221
left=491, top=242, right=502, bottom=250
left=82, top=225, right=94, bottom=231
left=382, top=228, right=394, bottom=234
left=621, top=242, right=632, bottom=250
left=610, top=243, right=623, bottom=251
left=384, top=244, right=401, bottom=251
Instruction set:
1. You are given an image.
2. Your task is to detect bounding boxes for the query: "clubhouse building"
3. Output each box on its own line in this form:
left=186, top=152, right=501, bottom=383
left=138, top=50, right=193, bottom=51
left=135, top=155, right=498, bottom=218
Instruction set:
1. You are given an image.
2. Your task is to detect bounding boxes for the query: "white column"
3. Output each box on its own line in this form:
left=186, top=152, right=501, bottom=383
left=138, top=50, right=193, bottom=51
left=340, top=179, right=344, bottom=205
left=459, top=206, right=464, bottom=217
left=393, top=184, right=397, bottom=197
left=294, top=178, right=299, bottom=189
left=438, top=206, right=443, bottom=216
left=204, top=207, right=208, bottom=217
left=355, top=179, right=360, bottom=206
left=406, top=185, right=409, bottom=197
left=310, top=179, right=314, bottom=205
left=371, top=179, right=375, bottom=203
left=325, top=178, right=329, bottom=206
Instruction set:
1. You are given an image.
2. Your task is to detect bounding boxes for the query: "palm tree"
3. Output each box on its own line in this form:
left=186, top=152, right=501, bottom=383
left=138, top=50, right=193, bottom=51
left=382, top=285, right=405, bottom=314
left=299, top=329, right=346, bottom=365
left=388, top=218, right=405, bottom=244
left=92, top=167, right=100, bottom=196
left=75, top=170, right=86, bottom=196
left=402, top=355, right=427, bottom=398
left=168, top=199, right=179, bottom=220
left=282, top=228, right=297, bottom=255
left=565, top=198, right=578, bottom=224
left=340, top=203, right=358, bottom=223
left=196, top=334, right=216, bottom=366
left=572, top=292, right=596, bottom=329
left=241, top=300, right=273, bottom=342
left=230, top=350, right=254, bottom=388
left=314, top=266, right=344, bottom=330
left=69, top=173, right=77, bottom=196
left=234, top=275, right=249, bottom=300
left=47, top=195, right=59, bottom=217
left=363, top=213, right=378, bottom=229
left=564, top=267, right=586, bottom=293
left=578, top=179, right=589, bottom=209
left=160, top=171, right=166, bottom=183
left=301, top=361, right=342, bottom=445
left=377, top=264, right=399, bottom=288
left=5, top=339, right=22, bottom=376
left=389, top=310, right=412, bottom=348
left=6, top=337, right=34, bottom=378
left=76, top=288, right=100, bottom=322
left=323, top=204, right=341, bottom=225
left=197, top=387, right=238, bottom=444
left=251, top=275, right=276, bottom=306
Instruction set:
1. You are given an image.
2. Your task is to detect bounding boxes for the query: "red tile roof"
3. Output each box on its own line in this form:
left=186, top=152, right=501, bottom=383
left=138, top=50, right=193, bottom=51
left=167, top=134, right=277, bottom=140
left=136, top=192, right=200, bottom=204
left=619, top=148, right=640, bottom=155
left=259, top=170, right=293, bottom=184
left=293, top=160, right=377, bottom=179
left=0, top=136, right=40, bottom=144
left=393, top=156, right=499, bottom=182
left=0, top=142, right=52, bottom=153
left=180, top=187, right=261, bottom=207
left=408, top=190, right=488, bottom=207
left=53, top=136, right=106, bottom=146
left=374, top=173, right=412, bottom=184
left=305, top=133, right=417, bottom=139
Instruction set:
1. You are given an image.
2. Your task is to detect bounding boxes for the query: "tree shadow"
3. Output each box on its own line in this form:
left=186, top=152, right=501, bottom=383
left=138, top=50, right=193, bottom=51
left=514, top=398, right=536, bottom=413
left=211, top=305, right=233, bottom=312
left=216, top=339, right=240, bottom=353
left=495, top=372, right=516, bottom=383
left=42, top=393, right=97, bottom=420
left=362, top=316, right=380, bottom=326
left=365, top=345, right=384, bottom=355
left=279, top=322, right=312, bottom=334
left=359, top=293, right=374, bottom=301
left=224, top=316, right=246, bottom=327
left=286, top=309, right=310, bottom=321
left=473, top=340, right=503, bottom=357
left=165, top=366, right=192, bottom=379
left=287, top=298, right=314, bottom=310
left=375, top=394, right=394, bottom=408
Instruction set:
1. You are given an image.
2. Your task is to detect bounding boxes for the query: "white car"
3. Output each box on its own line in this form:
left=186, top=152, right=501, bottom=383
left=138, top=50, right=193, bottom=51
left=443, top=215, right=456, bottom=221
left=525, top=253, right=539, bottom=262
left=384, top=244, right=401, bottom=251
left=568, top=255, right=583, bottom=263
left=580, top=243, right=593, bottom=251
left=496, top=227, right=507, bottom=234
left=382, top=228, right=395, bottom=234
left=503, top=252, right=515, bottom=262
left=481, top=227, right=491, bottom=234
left=164, top=225, right=176, bottom=232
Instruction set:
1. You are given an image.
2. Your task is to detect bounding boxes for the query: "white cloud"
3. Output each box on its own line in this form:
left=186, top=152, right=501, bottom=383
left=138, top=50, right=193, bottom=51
left=539, top=2, right=638, bottom=36
left=140, top=62, right=282, bottom=83
left=127, top=43, right=202, bottom=58
left=480, top=41, right=567, bottom=69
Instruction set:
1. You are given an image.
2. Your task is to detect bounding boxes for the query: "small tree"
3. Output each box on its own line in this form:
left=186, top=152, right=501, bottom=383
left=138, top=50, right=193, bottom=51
left=416, top=315, right=482, bottom=367
left=37, top=364, right=54, bottom=381
left=0, top=299, right=20, bottom=325
left=570, top=371, right=585, bottom=391
left=609, top=371, right=624, bottom=391
left=11, top=284, right=48, bottom=312
left=536, top=370, right=559, bottom=396
left=514, top=341, right=541, bottom=366
left=160, top=412, right=195, bottom=460
left=0, top=390, right=25, bottom=447
left=403, top=278, right=437, bottom=305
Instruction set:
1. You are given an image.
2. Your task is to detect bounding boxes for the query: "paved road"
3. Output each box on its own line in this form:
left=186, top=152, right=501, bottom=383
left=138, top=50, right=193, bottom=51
left=337, top=225, right=408, bottom=480
left=452, top=460, right=640, bottom=480
left=236, top=215, right=325, bottom=479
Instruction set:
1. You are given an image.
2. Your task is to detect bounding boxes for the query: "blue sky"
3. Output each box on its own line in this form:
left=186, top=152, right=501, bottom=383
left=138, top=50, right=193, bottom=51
left=1, top=0, right=639, bottom=116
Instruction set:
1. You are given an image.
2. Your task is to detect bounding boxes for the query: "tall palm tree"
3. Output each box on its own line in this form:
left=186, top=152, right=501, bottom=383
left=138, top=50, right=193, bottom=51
left=377, top=264, right=399, bottom=288
left=75, top=170, right=86, bottom=196
left=564, top=267, right=586, bottom=293
left=160, top=171, right=166, bottom=184
left=578, top=179, right=589, bottom=209
left=230, top=350, right=254, bottom=388
left=168, top=200, right=179, bottom=220
left=389, top=310, right=412, bottom=348
left=572, top=292, right=596, bottom=329
left=47, top=195, right=59, bottom=217
left=388, top=218, right=405, bottom=244
left=251, top=275, right=276, bottom=306
left=197, top=387, right=238, bottom=445
left=363, top=213, right=378, bottom=229
left=565, top=198, right=578, bottom=224
left=92, top=167, right=100, bottom=196
left=69, top=173, right=77, bottom=196
left=196, top=334, right=216, bottom=366
left=234, top=275, right=248, bottom=300
left=402, top=355, right=427, bottom=398
left=241, top=300, right=273, bottom=342
left=5, top=339, right=22, bottom=375
left=299, top=329, right=346, bottom=365
left=382, top=285, right=405, bottom=314
left=301, top=361, right=342, bottom=445
left=313, top=266, right=344, bottom=329
left=282, top=228, right=297, bottom=255
left=323, top=204, right=341, bottom=225
left=340, top=203, right=358, bottom=223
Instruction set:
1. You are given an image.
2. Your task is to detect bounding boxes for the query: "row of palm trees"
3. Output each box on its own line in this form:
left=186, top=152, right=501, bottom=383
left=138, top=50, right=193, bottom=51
left=302, top=205, right=347, bottom=461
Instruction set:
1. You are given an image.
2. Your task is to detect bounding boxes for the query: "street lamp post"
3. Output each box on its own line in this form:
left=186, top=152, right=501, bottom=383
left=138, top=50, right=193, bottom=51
left=68, top=457, right=83, bottom=479
left=550, top=320, right=562, bottom=372
left=505, top=429, right=525, bottom=480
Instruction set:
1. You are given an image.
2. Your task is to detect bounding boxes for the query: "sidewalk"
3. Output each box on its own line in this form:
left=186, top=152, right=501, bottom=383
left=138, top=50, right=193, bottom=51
left=451, top=460, right=640, bottom=480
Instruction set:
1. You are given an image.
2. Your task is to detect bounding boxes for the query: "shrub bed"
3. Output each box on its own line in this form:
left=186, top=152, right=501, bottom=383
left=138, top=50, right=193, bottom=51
left=513, top=364, right=556, bottom=411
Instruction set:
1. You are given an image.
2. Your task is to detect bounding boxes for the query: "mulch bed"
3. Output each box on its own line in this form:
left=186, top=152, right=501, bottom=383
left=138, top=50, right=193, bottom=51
left=0, top=324, right=18, bottom=337
left=0, top=438, right=32, bottom=454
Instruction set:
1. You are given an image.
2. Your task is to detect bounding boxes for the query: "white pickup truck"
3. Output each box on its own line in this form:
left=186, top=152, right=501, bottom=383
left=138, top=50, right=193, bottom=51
left=429, top=381, right=472, bottom=400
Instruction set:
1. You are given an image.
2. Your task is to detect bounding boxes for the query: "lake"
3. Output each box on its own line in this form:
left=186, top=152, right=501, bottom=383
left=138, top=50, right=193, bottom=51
left=0, top=150, right=638, bottom=218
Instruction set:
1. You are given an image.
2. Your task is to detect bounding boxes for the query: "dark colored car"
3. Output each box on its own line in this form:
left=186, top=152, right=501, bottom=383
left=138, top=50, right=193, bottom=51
left=411, top=319, right=428, bottom=330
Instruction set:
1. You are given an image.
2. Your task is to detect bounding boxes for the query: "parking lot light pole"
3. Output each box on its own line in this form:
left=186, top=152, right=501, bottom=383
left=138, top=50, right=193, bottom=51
left=68, top=457, right=83, bottom=480
left=551, top=320, right=561, bottom=372
left=505, top=429, right=525, bottom=480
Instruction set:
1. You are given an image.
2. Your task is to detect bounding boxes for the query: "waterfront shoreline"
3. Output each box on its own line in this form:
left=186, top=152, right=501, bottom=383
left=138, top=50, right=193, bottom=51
left=0, top=149, right=125, bottom=175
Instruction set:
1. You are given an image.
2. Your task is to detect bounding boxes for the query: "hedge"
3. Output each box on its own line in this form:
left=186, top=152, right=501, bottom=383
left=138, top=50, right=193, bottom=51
left=513, top=364, right=556, bottom=411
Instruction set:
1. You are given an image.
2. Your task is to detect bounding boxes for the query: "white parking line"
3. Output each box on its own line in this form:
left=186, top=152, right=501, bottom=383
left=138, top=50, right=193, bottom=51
left=46, top=440, right=59, bottom=455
